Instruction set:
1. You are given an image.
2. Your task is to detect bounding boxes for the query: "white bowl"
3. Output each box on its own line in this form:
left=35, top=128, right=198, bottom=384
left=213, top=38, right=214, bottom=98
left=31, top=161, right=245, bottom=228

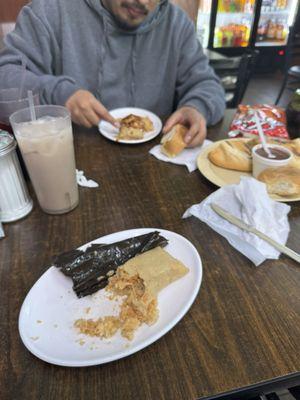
left=252, top=144, right=293, bottom=178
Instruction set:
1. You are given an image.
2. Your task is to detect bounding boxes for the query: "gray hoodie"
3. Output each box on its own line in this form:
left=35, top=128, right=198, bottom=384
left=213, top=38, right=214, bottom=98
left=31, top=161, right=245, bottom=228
left=0, top=0, right=225, bottom=124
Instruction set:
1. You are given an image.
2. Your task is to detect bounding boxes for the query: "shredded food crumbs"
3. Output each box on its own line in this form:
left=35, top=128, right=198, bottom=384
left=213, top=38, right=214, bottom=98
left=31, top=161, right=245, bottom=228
left=75, top=269, right=158, bottom=341
left=74, top=247, right=188, bottom=341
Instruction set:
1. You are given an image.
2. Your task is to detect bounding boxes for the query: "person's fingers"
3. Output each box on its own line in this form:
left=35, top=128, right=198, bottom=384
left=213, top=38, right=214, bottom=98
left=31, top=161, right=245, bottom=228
left=72, top=109, right=93, bottom=128
left=66, top=90, right=119, bottom=128
left=92, top=99, right=119, bottom=127
left=184, top=123, right=199, bottom=145
left=83, top=107, right=102, bottom=127
left=163, top=111, right=183, bottom=134
left=186, top=129, right=206, bottom=147
left=185, top=118, right=206, bottom=147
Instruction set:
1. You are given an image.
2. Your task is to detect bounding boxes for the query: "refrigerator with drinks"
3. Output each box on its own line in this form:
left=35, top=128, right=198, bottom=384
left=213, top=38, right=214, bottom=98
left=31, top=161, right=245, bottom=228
left=256, top=0, right=298, bottom=46
left=196, top=0, right=299, bottom=70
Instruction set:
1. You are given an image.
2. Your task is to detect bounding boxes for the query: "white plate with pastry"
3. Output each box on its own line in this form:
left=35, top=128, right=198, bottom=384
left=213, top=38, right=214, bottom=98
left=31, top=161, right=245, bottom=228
left=99, top=107, right=162, bottom=144
left=18, top=228, right=202, bottom=367
left=197, top=138, right=300, bottom=203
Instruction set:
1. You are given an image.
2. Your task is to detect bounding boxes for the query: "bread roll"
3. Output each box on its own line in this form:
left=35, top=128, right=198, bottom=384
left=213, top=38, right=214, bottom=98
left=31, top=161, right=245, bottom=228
left=208, top=140, right=252, bottom=172
left=258, top=166, right=300, bottom=196
left=161, top=124, right=188, bottom=157
left=280, top=138, right=300, bottom=169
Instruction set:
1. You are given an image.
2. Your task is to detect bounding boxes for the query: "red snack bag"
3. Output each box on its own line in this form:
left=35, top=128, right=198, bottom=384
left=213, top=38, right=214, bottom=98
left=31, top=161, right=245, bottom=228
left=228, top=104, right=290, bottom=140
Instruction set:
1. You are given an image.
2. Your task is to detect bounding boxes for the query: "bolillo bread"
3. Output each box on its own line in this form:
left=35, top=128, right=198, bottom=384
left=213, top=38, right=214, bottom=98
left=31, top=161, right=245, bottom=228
left=160, top=124, right=188, bottom=157
left=280, top=138, right=300, bottom=169
left=258, top=166, right=300, bottom=197
left=208, top=140, right=253, bottom=172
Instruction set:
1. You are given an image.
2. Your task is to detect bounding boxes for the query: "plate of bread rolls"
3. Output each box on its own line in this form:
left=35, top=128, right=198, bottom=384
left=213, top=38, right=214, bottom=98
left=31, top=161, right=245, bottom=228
left=197, top=138, right=300, bottom=202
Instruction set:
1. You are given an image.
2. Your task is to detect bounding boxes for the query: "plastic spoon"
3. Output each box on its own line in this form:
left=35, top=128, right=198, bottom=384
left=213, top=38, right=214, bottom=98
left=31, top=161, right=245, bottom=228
left=252, top=110, right=275, bottom=159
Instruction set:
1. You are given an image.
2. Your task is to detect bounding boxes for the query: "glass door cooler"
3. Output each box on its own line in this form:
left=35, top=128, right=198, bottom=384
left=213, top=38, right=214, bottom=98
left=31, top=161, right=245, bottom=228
left=213, top=0, right=255, bottom=48
left=197, top=0, right=300, bottom=70
left=256, top=0, right=299, bottom=47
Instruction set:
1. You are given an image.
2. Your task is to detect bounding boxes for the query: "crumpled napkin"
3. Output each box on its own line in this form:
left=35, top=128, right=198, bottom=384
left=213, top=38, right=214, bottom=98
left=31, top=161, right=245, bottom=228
left=183, top=177, right=291, bottom=266
left=76, top=170, right=99, bottom=188
left=149, top=140, right=212, bottom=172
left=0, top=220, right=4, bottom=238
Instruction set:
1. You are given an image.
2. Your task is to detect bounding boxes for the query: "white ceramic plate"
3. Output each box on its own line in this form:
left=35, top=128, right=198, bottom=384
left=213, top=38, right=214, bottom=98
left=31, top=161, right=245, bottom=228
left=19, top=228, right=202, bottom=367
left=98, top=107, right=162, bottom=144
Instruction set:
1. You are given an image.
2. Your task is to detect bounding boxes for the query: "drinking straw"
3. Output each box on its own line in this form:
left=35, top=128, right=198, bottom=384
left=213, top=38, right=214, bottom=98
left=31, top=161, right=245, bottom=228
left=252, top=109, right=274, bottom=158
left=27, top=90, right=37, bottom=121
left=19, top=55, right=27, bottom=100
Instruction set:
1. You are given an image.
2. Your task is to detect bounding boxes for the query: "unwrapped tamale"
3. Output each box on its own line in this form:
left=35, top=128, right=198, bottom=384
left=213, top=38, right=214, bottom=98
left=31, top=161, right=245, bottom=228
left=53, top=231, right=168, bottom=297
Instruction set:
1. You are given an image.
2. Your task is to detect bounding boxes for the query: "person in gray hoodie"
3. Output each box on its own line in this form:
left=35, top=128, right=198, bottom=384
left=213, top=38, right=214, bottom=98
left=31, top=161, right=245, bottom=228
left=0, top=0, right=225, bottom=147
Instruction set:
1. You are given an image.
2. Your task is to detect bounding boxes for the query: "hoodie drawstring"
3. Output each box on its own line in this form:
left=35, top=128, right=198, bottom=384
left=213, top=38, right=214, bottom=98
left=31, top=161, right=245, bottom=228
left=130, top=34, right=139, bottom=106
left=96, top=15, right=107, bottom=100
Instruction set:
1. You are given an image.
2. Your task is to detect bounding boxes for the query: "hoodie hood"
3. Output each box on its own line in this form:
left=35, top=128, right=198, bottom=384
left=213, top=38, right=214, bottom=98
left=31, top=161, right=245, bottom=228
left=85, top=0, right=169, bottom=34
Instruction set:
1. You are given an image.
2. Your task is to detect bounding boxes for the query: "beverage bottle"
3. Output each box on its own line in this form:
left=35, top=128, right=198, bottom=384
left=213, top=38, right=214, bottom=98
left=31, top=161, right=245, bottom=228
left=267, top=19, right=275, bottom=39
left=282, top=20, right=288, bottom=41
left=262, top=18, right=268, bottom=40
left=239, top=0, right=245, bottom=12
left=214, top=27, right=223, bottom=47
left=229, top=0, right=237, bottom=12
left=218, top=0, right=224, bottom=12
left=241, top=24, right=248, bottom=46
left=233, top=25, right=239, bottom=46
left=286, top=89, right=300, bottom=139
left=222, top=26, right=228, bottom=46
left=275, top=19, right=284, bottom=40
left=257, top=22, right=263, bottom=41
left=280, top=0, right=287, bottom=9
left=227, top=26, right=234, bottom=46
left=236, top=25, right=243, bottom=46
left=223, top=0, right=231, bottom=12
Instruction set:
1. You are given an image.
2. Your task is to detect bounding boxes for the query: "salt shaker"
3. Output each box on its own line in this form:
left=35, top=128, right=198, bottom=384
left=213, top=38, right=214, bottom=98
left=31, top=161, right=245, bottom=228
left=0, top=130, right=33, bottom=222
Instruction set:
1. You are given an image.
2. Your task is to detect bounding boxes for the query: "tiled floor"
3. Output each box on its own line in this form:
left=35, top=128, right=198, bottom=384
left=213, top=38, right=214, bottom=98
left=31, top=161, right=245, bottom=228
left=243, top=71, right=292, bottom=108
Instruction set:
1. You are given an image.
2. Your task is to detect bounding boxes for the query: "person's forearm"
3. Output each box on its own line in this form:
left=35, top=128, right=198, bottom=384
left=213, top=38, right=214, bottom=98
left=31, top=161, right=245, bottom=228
left=176, top=19, right=226, bottom=125
left=178, top=79, right=226, bottom=126
left=0, top=2, right=81, bottom=106
left=0, top=62, right=81, bottom=105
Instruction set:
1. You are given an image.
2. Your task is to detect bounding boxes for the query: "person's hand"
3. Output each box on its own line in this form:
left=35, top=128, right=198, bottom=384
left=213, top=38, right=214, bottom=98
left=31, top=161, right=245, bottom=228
left=65, top=89, right=118, bottom=128
left=163, top=106, right=207, bottom=147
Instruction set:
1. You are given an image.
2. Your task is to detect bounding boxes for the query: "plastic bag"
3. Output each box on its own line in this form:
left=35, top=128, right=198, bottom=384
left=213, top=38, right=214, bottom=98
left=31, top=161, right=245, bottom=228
left=228, top=104, right=290, bottom=140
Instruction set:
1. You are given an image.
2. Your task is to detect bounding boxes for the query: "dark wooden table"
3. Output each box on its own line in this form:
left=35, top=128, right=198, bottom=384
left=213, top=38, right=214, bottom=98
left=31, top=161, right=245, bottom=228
left=1, top=111, right=300, bottom=400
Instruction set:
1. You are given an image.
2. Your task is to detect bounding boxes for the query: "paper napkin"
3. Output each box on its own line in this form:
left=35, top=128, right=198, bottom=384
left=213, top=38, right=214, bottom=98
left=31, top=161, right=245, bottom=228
left=0, top=220, right=4, bottom=238
left=183, top=177, right=291, bottom=266
left=76, top=170, right=99, bottom=188
left=149, top=140, right=212, bottom=172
